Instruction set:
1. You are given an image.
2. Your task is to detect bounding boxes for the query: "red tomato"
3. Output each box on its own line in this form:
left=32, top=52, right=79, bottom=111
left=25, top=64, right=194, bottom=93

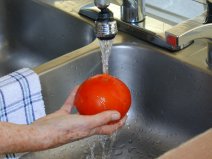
left=74, top=74, right=131, bottom=120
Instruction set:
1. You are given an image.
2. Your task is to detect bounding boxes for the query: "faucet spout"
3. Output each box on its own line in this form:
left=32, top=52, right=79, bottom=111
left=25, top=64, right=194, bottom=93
left=95, top=8, right=118, bottom=40
left=93, top=0, right=145, bottom=40
left=94, top=0, right=118, bottom=40
left=94, top=0, right=145, bottom=23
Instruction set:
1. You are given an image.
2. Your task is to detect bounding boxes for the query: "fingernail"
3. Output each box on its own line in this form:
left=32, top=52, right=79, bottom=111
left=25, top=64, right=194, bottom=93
left=112, top=113, right=121, bottom=121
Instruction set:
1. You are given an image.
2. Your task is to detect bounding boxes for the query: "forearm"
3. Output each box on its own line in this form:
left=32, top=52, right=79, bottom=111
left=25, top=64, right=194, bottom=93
left=0, top=122, right=47, bottom=154
left=0, top=112, right=125, bottom=155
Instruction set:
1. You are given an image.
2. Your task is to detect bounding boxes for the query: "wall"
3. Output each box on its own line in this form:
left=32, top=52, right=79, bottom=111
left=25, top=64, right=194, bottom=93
left=147, top=0, right=205, bottom=23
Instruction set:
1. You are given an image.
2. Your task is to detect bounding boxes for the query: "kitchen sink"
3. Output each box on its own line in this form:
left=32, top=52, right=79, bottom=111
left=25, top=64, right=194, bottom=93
left=0, top=0, right=95, bottom=76
left=23, top=43, right=212, bottom=159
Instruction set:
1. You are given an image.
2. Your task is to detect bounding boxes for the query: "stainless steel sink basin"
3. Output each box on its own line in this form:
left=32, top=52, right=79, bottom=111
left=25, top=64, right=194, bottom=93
left=23, top=43, right=212, bottom=159
left=0, top=0, right=95, bottom=76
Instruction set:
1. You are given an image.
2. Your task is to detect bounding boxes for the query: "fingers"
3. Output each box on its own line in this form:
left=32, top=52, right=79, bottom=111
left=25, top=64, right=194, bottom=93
left=85, top=111, right=121, bottom=129
left=92, top=115, right=127, bottom=135
left=61, top=85, right=79, bottom=113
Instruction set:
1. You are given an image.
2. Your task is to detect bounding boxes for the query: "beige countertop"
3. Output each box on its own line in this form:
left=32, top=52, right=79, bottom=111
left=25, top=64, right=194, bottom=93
left=40, top=0, right=90, bottom=12
left=159, top=129, right=212, bottom=159
left=39, top=0, right=119, bottom=13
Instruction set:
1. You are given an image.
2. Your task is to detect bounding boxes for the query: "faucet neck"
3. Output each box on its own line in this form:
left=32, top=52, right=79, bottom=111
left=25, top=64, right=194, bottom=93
left=121, top=0, right=145, bottom=23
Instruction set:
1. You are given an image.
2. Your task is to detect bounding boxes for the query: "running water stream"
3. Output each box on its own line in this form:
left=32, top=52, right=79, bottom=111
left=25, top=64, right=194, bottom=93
left=86, top=39, right=117, bottom=159
left=98, top=40, right=113, bottom=74
left=86, top=132, right=118, bottom=159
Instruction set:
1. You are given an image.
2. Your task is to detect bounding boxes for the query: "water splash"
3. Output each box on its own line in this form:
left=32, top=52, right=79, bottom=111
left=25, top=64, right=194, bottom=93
left=99, top=40, right=113, bottom=74
left=96, top=131, right=118, bottom=159
left=86, top=142, right=96, bottom=159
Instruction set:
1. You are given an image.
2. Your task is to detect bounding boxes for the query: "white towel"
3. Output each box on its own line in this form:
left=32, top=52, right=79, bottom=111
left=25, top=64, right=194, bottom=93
left=0, top=68, right=46, bottom=159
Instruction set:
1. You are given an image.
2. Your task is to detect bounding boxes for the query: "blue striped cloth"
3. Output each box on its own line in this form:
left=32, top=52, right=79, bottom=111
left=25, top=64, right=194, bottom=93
left=0, top=68, right=46, bottom=159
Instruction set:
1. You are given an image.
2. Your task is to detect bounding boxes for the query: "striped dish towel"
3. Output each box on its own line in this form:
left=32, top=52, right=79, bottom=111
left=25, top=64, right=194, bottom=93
left=0, top=68, right=46, bottom=159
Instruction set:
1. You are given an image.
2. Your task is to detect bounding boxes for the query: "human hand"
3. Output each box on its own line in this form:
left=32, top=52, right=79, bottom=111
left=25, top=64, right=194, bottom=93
left=30, top=86, right=127, bottom=151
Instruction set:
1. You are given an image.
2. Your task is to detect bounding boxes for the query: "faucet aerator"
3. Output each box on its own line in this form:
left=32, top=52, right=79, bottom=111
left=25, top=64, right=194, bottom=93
left=95, top=8, right=118, bottom=40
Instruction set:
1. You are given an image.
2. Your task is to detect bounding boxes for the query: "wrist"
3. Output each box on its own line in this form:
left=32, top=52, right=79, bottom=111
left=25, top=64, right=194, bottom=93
left=26, top=124, right=54, bottom=151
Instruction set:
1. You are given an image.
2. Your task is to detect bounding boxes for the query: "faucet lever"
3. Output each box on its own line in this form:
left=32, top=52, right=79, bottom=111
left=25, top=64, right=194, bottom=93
left=165, top=0, right=212, bottom=67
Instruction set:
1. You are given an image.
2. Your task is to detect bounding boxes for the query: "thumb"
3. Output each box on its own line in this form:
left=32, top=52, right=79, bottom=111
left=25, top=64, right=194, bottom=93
left=85, top=111, right=121, bottom=129
left=61, top=85, right=79, bottom=113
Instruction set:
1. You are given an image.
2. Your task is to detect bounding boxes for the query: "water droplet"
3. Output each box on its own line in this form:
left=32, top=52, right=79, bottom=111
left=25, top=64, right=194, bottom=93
left=114, top=149, right=123, bottom=156
left=128, top=147, right=136, bottom=153
left=128, top=139, right=133, bottom=144
left=80, top=145, right=85, bottom=148
left=88, top=142, right=96, bottom=159
left=117, top=144, right=126, bottom=149
left=155, top=140, right=160, bottom=144
left=136, top=151, right=143, bottom=155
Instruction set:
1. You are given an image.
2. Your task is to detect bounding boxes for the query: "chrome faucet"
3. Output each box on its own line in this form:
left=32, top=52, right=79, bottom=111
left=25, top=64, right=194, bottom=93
left=93, top=0, right=145, bottom=40
left=121, top=0, right=145, bottom=23
left=94, top=0, right=145, bottom=23
left=80, top=0, right=212, bottom=53
left=165, top=0, right=212, bottom=66
left=79, top=0, right=174, bottom=50
left=94, top=0, right=118, bottom=40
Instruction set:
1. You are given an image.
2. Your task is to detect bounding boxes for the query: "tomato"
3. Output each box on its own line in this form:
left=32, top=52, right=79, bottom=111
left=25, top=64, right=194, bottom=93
left=74, top=74, right=131, bottom=120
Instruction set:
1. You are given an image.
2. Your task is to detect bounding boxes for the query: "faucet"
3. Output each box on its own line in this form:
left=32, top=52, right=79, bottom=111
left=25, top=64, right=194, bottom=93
left=79, top=0, right=176, bottom=50
left=165, top=0, right=212, bottom=66
left=83, top=0, right=145, bottom=37
left=94, top=0, right=118, bottom=40
left=94, top=0, right=145, bottom=23
left=93, top=0, right=145, bottom=40
left=80, top=0, right=212, bottom=53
